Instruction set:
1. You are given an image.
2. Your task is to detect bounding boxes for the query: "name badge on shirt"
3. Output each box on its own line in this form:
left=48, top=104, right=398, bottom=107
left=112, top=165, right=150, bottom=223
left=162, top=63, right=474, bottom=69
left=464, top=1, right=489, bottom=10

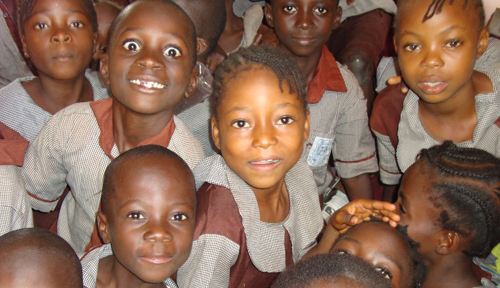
left=307, top=136, right=333, bottom=167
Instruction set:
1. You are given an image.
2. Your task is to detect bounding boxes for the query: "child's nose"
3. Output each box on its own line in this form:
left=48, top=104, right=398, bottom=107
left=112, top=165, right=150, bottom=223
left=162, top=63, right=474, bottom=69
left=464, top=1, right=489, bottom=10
left=134, top=48, right=165, bottom=70
left=144, top=221, right=173, bottom=242
left=420, top=48, right=444, bottom=69
left=252, top=123, right=278, bottom=149
left=296, top=10, right=314, bottom=30
left=51, top=29, right=71, bottom=43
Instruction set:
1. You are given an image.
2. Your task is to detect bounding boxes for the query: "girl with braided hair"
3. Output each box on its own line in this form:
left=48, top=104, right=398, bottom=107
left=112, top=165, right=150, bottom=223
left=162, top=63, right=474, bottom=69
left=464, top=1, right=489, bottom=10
left=396, top=141, right=500, bottom=288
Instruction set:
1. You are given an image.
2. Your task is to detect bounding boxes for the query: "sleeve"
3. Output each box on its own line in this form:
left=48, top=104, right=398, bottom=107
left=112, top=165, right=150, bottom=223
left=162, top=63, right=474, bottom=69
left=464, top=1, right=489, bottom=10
left=0, top=165, right=33, bottom=235
left=372, top=131, right=402, bottom=185
left=332, top=74, right=378, bottom=179
left=21, top=112, right=68, bottom=212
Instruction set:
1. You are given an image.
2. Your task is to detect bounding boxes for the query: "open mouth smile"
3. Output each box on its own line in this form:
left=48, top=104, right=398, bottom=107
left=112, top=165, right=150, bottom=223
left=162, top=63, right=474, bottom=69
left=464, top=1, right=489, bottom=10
left=129, top=79, right=166, bottom=90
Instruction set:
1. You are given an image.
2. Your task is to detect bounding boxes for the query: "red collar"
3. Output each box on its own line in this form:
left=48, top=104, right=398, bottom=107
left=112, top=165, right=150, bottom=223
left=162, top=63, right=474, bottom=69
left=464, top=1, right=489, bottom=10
left=0, top=122, right=29, bottom=166
left=307, top=46, right=348, bottom=104
left=89, top=98, right=176, bottom=160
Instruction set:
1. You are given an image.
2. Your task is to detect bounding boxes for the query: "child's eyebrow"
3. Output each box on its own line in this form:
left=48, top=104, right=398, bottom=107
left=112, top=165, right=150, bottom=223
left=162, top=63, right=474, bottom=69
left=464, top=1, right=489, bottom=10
left=373, top=251, right=403, bottom=271
left=29, top=10, right=87, bottom=16
left=121, top=27, right=185, bottom=40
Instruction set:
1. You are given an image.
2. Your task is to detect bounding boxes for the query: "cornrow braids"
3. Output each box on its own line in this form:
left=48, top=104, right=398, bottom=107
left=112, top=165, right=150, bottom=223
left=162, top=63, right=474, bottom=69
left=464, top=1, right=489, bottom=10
left=211, top=45, right=307, bottom=120
left=418, top=141, right=500, bottom=257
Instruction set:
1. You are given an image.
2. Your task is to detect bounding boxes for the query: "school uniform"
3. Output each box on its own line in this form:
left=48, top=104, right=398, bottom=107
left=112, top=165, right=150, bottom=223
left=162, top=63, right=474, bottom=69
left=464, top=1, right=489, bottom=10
left=80, top=244, right=178, bottom=288
left=304, top=46, right=378, bottom=193
left=371, top=65, right=500, bottom=185
left=177, top=155, right=323, bottom=288
left=0, top=69, right=109, bottom=142
left=22, top=98, right=205, bottom=253
left=0, top=122, right=33, bottom=236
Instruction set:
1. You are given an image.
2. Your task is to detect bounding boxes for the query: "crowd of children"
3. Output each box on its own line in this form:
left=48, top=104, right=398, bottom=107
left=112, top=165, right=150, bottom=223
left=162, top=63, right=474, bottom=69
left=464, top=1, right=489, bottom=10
left=0, top=0, right=499, bottom=287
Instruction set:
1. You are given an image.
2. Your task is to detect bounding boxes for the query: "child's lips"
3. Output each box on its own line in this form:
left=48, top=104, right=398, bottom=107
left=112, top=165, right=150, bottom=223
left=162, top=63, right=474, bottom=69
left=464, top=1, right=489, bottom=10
left=248, top=158, right=282, bottom=172
left=417, top=80, right=448, bottom=95
left=140, top=255, right=173, bottom=265
left=293, top=37, right=316, bottom=45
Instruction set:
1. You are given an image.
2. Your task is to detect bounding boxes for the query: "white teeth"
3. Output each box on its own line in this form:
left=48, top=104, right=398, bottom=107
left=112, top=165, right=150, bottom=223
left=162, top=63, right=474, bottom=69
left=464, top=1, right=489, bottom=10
left=129, top=79, right=165, bottom=89
left=423, top=82, right=443, bottom=87
left=255, top=159, right=280, bottom=163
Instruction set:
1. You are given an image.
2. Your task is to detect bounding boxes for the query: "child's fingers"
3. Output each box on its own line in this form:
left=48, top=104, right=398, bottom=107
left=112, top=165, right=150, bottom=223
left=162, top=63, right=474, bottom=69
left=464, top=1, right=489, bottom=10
left=387, top=75, right=402, bottom=85
left=252, top=34, right=263, bottom=46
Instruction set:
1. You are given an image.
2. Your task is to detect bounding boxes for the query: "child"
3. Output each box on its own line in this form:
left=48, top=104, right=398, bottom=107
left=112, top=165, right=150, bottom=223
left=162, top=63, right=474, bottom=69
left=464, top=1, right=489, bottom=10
left=271, top=253, right=392, bottom=288
left=371, top=0, right=497, bottom=201
left=21, top=0, right=205, bottom=253
left=173, top=0, right=227, bottom=156
left=331, top=218, right=426, bottom=288
left=0, top=122, right=33, bottom=235
left=0, top=227, right=83, bottom=288
left=91, top=0, right=122, bottom=71
left=396, top=142, right=500, bottom=287
left=265, top=0, right=378, bottom=199
left=80, top=145, right=196, bottom=288
left=0, top=0, right=109, bottom=142
left=177, top=45, right=326, bottom=287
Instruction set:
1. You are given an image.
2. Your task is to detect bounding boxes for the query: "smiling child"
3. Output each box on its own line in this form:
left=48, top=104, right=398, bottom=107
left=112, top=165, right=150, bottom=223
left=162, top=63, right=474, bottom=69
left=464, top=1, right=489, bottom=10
left=265, top=0, right=378, bottom=200
left=21, top=0, right=205, bottom=253
left=371, top=0, right=500, bottom=200
left=80, top=145, right=196, bottom=288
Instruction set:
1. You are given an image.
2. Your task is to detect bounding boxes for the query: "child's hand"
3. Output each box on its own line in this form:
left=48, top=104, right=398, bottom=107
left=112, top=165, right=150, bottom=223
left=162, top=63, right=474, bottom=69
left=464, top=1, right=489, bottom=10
left=253, top=25, right=279, bottom=47
left=328, top=199, right=400, bottom=234
left=205, top=45, right=227, bottom=74
left=387, top=76, right=409, bottom=93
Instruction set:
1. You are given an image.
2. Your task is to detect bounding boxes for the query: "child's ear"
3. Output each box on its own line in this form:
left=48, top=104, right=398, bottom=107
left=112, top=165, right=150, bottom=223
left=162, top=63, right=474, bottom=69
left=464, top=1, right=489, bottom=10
left=196, top=37, right=209, bottom=58
left=92, top=32, right=98, bottom=57
left=331, top=6, right=342, bottom=32
left=100, top=53, right=111, bottom=86
left=436, top=231, right=460, bottom=255
left=97, top=211, right=111, bottom=244
left=264, top=3, right=275, bottom=28
left=303, top=109, right=311, bottom=143
left=393, top=35, right=398, bottom=55
left=21, top=35, right=29, bottom=59
left=184, top=67, right=198, bottom=99
left=476, top=27, right=489, bottom=58
left=211, top=115, right=221, bottom=150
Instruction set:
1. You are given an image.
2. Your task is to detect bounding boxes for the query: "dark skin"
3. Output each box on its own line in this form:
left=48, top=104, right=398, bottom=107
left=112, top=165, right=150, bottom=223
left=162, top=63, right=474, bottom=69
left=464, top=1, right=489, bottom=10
left=218, top=0, right=245, bottom=54
left=99, top=1, right=197, bottom=153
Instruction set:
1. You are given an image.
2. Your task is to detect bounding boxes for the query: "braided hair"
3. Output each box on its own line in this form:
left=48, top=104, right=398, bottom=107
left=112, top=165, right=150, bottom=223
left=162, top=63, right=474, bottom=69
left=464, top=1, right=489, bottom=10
left=395, top=0, right=484, bottom=31
left=418, top=141, right=500, bottom=257
left=211, top=45, right=307, bottom=120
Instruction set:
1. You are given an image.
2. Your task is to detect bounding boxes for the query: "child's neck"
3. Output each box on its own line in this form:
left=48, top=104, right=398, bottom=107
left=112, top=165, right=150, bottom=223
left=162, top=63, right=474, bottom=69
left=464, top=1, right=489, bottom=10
left=96, top=255, right=166, bottom=288
left=23, top=72, right=93, bottom=115
left=218, top=0, right=244, bottom=54
left=418, top=71, right=493, bottom=143
left=290, top=49, right=322, bottom=88
left=253, top=179, right=290, bottom=223
left=422, top=254, right=480, bottom=288
left=112, top=99, right=174, bottom=153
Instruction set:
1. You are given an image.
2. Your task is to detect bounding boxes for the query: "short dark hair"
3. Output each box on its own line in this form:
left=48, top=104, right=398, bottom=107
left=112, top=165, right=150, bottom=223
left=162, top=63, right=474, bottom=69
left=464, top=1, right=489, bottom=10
left=211, top=45, right=307, bottom=120
left=172, top=0, right=226, bottom=61
left=395, top=0, right=485, bottom=32
left=107, top=0, right=197, bottom=67
left=0, top=228, right=83, bottom=287
left=101, top=145, right=194, bottom=214
left=18, top=0, right=98, bottom=35
left=337, top=218, right=427, bottom=288
left=271, top=253, right=392, bottom=288
left=417, top=141, right=500, bottom=257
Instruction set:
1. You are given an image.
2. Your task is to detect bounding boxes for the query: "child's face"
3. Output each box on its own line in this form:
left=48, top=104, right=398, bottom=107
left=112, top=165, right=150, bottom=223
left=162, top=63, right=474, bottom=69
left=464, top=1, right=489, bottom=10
left=332, top=222, right=412, bottom=288
left=101, top=1, right=196, bottom=116
left=265, top=0, right=341, bottom=59
left=395, top=161, right=443, bottom=258
left=93, top=2, right=120, bottom=62
left=98, top=156, right=196, bottom=284
left=21, top=0, right=96, bottom=80
left=395, top=0, right=489, bottom=104
left=212, top=67, right=310, bottom=192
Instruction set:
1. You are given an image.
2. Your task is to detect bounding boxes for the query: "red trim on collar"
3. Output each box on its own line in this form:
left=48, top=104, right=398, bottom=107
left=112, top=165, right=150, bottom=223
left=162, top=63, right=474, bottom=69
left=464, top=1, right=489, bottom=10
left=0, top=122, right=29, bottom=166
left=307, top=46, right=348, bottom=104
left=89, top=98, right=176, bottom=160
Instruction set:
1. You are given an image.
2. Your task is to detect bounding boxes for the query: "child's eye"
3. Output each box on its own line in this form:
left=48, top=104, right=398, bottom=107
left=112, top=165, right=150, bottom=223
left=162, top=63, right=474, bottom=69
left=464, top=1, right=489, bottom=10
left=403, top=43, right=420, bottom=52
left=70, top=22, right=84, bottom=28
left=445, top=39, right=462, bottom=48
left=171, top=213, right=188, bottom=221
left=314, top=7, right=328, bottom=14
left=123, top=40, right=141, bottom=52
left=231, top=120, right=250, bottom=128
left=127, top=212, right=145, bottom=220
left=334, top=249, right=351, bottom=256
left=277, top=116, right=294, bottom=125
left=283, top=6, right=296, bottom=13
left=164, top=46, right=181, bottom=58
left=99, top=45, right=108, bottom=53
left=375, top=267, right=393, bottom=280
left=399, top=203, right=406, bottom=214
left=34, top=23, right=48, bottom=30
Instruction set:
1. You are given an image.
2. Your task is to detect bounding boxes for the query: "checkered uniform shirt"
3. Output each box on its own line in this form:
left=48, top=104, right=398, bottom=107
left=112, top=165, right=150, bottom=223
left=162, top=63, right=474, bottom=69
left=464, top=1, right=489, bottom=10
left=22, top=101, right=205, bottom=253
